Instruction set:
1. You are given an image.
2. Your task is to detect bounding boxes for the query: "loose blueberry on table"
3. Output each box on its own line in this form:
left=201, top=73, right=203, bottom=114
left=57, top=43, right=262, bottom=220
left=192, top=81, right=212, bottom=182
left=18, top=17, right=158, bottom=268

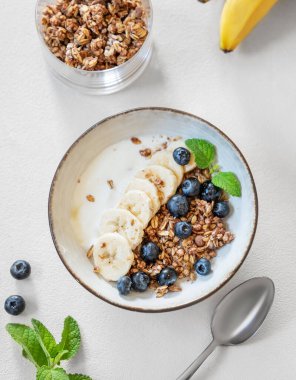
left=4, top=295, right=26, bottom=315
left=10, top=260, right=31, bottom=280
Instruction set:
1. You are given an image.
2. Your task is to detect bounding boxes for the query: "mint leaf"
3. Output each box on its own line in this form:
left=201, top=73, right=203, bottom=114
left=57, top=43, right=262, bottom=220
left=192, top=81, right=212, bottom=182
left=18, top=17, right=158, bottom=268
left=212, top=172, right=242, bottom=197
left=6, top=324, right=48, bottom=368
left=68, top=374, right=92, bottom=380
left=185, top=139, right=215, bottom=169
left=56, top=316, right=81, bottom=361
left=32, top=319, right=57, bottom=359
left=53, top=350, right=69, bottom=366
left=37, top=366, right=69, bottom=380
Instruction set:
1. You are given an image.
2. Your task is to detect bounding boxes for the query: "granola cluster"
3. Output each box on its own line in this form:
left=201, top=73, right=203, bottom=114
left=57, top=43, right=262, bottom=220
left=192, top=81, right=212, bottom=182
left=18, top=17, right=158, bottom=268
left=129, top=167, right=234, bottom=298
left=41, top=0, right=148, bottom=70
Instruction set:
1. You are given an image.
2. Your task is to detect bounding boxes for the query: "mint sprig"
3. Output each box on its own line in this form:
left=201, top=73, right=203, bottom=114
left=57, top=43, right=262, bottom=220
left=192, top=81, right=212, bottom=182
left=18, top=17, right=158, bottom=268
left=185, top=138, right=215, bottom=169
left=6, top=316, right=92, bottom=380
left=185, top=138, right=242, bottom=197
left=212, top=172, right=241, bottom=197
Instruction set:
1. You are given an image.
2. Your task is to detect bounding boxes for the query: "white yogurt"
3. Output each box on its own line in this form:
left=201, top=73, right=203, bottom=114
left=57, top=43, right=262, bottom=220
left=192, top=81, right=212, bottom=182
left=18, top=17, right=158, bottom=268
left=71, top=135, right=173, bottom=250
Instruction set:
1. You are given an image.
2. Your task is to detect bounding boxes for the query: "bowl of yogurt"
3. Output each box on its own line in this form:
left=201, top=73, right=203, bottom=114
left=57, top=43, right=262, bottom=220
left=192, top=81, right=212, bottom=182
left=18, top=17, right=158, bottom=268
left=48, top=107, right=258, bottom=312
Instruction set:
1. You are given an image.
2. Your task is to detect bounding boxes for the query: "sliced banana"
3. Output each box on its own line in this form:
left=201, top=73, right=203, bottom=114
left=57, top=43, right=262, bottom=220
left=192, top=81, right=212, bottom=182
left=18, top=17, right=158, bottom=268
left=99, top=208, right=143, bottom=249
left=167, top=140, right=196, bottom=173
left=125, top=178, right=161, bottom=215
left=149, top=150, right=184, bottom=185
left=135, top=165, right=178, bottom=205
left=93, top=233, right=133, bottom=281
left=118, top=190, right=153, bottom=228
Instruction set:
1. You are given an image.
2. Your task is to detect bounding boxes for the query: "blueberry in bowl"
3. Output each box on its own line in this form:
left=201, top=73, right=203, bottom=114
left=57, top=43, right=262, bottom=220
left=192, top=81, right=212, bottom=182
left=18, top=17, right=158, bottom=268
left=182, top=177, right=201, bottom=197
left=157, top=267, right=178, bottom=287
left=117, top=276, right=132, bottom=295
left=141, top=242, right=160, bottom=263
left=173, top=147, right=191, bottom=166
left=174, top=221, right=192, bottom=239
left=131, top=272, right=150, bottom=292
left=167, top=194, right=189, bottom=217
left=213, top=201, right=230, bottom=218
left=194, top=258, right=211, bottom=276
left=200, top=181, right=222, bottom=202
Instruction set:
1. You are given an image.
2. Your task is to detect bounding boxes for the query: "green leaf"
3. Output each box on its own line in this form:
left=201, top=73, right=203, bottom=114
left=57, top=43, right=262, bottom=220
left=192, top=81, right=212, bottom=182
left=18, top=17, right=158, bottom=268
left=212, top=172, right=242, bottom=197
left=56, top=316, right=81, bottom=361
left=6, top=323, right=48, bottom=368
left=32, top=319, right=57, bottom=359
left=36, top=366, right=69, bottom=380
left=185, top=139, right=216, bottom=169
left=68, top=374, right=93, bottom=380
left=53, top=350, right=69, bottom=366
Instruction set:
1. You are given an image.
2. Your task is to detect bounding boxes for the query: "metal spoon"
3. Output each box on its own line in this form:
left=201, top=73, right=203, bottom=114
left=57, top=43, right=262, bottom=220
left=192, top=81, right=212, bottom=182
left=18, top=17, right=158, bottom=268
left=177, top=277, right=275, bottom=380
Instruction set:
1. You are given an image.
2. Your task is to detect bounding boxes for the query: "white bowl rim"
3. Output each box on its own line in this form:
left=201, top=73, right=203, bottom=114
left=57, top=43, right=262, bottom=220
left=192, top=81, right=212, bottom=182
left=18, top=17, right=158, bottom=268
left=48, top=107, right=258, bottom=313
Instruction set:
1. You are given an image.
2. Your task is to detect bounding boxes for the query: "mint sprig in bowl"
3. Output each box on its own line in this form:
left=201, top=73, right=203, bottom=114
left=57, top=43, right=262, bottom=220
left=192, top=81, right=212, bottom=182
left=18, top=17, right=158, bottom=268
left=48, top=108, right=258, bottom=312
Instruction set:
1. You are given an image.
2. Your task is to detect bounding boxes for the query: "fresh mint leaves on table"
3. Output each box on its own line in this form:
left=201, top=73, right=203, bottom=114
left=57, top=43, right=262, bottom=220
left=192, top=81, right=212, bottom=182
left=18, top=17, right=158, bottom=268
left=185, top=138, right=242, bottom=197
left=6, top=316, right=92, bottom=380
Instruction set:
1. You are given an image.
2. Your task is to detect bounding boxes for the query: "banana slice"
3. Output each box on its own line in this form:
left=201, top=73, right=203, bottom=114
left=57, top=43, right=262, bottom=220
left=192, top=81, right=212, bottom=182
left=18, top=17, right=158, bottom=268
left=126, top=178, right=161, bottom=215
left=167, top=140, right=196, bottom=173
left=93, top=233, right=133, bottom=281
left=118, top=190, right=153, bottom=228
left=149, top=150, right=184, bottom=186
left=135, top=165, right=177, bottom=205
left=99, top=208, right=143, bottom=249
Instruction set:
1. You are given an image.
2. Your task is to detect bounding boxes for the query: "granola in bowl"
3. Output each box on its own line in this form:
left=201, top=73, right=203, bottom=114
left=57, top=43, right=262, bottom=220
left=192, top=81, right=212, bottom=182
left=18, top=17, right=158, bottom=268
left=78, top=135, right=239, bottom=298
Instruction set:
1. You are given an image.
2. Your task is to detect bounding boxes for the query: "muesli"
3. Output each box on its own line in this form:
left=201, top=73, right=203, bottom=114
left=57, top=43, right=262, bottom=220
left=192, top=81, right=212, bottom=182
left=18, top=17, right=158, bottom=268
left=84, top=136, right=241, bottom=298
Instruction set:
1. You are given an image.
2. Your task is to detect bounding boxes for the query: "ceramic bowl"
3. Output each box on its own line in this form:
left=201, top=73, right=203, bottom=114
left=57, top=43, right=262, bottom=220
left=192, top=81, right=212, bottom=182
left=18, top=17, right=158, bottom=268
left=49, top=108, right=258, bottom=312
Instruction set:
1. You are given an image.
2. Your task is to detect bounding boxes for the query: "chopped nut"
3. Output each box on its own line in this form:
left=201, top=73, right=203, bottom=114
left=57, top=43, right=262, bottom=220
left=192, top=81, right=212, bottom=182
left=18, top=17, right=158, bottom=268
left=131, top=137, right=142, bottom=144
left=107, top=179, right=114, bottom=189
left=139, top=148, right=152, bottom=157
left=86, top=194, right=95, bottom=202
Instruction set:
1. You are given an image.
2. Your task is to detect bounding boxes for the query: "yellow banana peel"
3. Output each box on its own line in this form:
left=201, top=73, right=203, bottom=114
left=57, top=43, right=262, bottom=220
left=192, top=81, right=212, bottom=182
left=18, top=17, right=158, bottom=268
left=220, top=0, right=278, bottom=52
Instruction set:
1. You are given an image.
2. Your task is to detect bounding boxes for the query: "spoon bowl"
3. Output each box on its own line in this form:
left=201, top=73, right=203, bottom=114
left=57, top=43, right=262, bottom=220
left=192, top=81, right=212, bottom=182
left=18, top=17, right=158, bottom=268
left=212, top=277, right=275, bottom=345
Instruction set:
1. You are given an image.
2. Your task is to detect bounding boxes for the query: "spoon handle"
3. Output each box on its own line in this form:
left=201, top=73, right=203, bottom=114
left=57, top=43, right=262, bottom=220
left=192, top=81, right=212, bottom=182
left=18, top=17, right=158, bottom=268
left=176, top=340, right=217, bottom=380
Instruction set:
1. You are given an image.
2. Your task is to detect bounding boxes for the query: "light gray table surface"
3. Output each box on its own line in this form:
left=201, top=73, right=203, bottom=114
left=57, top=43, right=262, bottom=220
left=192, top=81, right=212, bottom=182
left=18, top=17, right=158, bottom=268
left=1, top=0, right=296, bottom=379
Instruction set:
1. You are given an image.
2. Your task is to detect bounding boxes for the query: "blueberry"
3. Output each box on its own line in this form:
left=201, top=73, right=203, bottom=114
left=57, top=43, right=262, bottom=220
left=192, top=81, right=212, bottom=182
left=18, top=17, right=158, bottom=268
left=167, top=195, right=189, bottom=217
left=174, top=221, right=192, bottom=239
left=157, top=267, right=177, bottom=286
left=194, top=258, right=211, bottom=276
left=182, top=177, right=201, bottom=197
left=10, top=260, right=31, bottom=280
left=173, top=147, right=191, bottom=166
left=141, top=242, right=160, bottom=263
left=117, top=276, right=132, bottom=295
left=213, top=201, right=230, bottom=218
left=4, top=295, right=26, bottom=316
left=200, top=181, right=221, bottom=202
left=131, top=272, right=150, bottom=292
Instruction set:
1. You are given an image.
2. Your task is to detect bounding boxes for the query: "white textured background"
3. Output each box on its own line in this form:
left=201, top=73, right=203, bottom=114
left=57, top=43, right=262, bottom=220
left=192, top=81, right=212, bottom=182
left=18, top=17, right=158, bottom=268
left=1, top=0, right=296, bottom=379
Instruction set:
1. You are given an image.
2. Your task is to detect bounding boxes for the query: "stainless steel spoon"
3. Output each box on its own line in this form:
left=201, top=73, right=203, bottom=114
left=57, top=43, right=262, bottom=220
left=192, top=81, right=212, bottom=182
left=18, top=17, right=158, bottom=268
left=177, top=277, right=275, bottom=380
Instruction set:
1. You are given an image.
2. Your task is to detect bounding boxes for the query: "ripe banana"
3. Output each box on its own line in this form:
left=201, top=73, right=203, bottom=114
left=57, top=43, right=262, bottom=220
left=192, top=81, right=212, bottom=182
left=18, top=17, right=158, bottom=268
left=220, top=0, right=278, bottom=52
left=149, top=150, right=184, bottom=186
left=125, top=178, right=161, bottom=215
left=135, top=165, right=178, bottom=205
left=99, top=208, right=143, bottom=249
left=93, top=233, right=134, bottom=281
left=167, top=140, right=196, bottom=173
left=118, top=190, right=153, bottom=228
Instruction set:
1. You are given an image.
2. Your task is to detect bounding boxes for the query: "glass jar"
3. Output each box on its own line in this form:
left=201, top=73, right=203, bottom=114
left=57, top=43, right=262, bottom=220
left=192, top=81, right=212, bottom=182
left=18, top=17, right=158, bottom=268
left=35, top=0, right=153, bottom=95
